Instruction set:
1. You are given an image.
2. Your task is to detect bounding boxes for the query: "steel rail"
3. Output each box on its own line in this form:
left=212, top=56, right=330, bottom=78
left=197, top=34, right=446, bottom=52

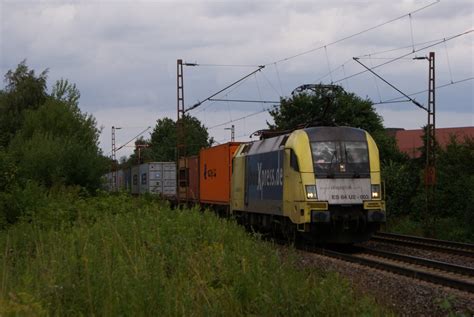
left=361, top=247, right=474, bottom=277
left=372, top=232, right=474, bottom=257
left=311, top=247, right=474, bottom=293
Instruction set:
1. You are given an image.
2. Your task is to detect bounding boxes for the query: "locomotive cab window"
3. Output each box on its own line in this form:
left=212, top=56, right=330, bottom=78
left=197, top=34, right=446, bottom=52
left=311, top=141, right=369, bottom=177
left=343, top=142, right=368, bottom=163
left=290, top=149, right=299, bottom=171
left=311, top=141, right=338, bottom=175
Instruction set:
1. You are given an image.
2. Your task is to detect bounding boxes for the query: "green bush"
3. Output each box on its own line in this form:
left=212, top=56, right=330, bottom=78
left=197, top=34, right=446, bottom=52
left=382, top=160, right=419, bottom=217
left=385, top=135, right=474, bottom=242
left=0, top=194, right=391, bottom=316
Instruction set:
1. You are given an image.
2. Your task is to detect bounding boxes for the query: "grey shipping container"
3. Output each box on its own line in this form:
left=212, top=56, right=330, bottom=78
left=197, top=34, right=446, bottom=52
left=123, top=168, right=132, bottom=191
left=138, top=162, right=177, bottom=197
left=131, top=166, right=140, bottom=194
left=116, top=169, right=124, bottom=190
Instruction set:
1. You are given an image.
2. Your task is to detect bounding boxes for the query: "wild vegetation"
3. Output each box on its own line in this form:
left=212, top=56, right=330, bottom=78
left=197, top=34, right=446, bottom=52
left=0, top=192, right=391, bottom=315
left=384, top=136, right=474, bottom=242
left=0, top=61, right=108, bottom=226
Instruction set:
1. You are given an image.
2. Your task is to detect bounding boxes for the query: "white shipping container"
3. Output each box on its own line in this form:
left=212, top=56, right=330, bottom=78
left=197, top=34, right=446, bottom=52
left=138, top=162, right=177, bottom=197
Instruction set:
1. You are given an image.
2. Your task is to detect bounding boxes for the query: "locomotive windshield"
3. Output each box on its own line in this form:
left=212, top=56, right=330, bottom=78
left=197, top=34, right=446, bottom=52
left=311, top=141, right=369, bottom=178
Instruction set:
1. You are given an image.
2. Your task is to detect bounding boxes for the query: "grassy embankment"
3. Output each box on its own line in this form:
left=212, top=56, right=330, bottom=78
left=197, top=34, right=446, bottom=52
left=0, top=191, right=392, bottom=315
left=386, top=216, right=474, bottom=243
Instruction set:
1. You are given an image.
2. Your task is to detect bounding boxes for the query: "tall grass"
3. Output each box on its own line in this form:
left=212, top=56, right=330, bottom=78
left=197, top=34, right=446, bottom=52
left=0, top=192, right=391, bottom=316
left=387, top=215, right=474, bottom=243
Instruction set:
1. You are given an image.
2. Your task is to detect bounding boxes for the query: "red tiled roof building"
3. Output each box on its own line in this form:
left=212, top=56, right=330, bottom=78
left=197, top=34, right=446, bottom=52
left=388, top=127, right=474, bottom=158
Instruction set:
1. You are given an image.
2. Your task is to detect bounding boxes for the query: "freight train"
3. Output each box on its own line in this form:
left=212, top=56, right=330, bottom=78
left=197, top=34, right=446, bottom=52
left=106, top=126, right=386, bottom=244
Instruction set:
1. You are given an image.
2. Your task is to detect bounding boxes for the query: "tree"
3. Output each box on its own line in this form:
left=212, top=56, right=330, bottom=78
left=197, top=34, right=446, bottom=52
left=0, top=60, right=48, bottom=147
left=268, top=85, right=384, bottom=133
left=9, top=98, right=108, bottom=191
left=268, top=85, right=404, bottom=164
left=0, top=62, right=109, bottom=225
left=146, top=115, right=213, bottom=162
left=51, top=78, right=80, bottom=108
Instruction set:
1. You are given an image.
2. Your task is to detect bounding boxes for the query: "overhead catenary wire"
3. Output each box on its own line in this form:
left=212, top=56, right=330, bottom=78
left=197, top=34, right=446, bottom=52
left=254, top=73, right=266, bottom=111
left=259, top=70, right=282, bottom=98
left=203, top=27, right=471, bottom=134
left=104, top=126, right=152, bottom=156
left=356, top=37, right=446, bottom=58
left=209, top=98, right=280, bottom=104
left=341, top=64, right=350, bottom=91
left=443, top=41, right=454, bottom=83
left=208, top=108, right=270, bottom=129
left=193, top=76, right=250, bottom=115
left=369, top=54, right=383, bottom=103
left=185, top=66, right=265, bottom=113
left=373, top=76, right=474, bottom=105
left=335, top=29, right=473, bottom=84
left=265, top=0, right=440, bottom=66
left=324, top=46, right=333, bottom=83
left=274, top=63, right=284, bottom=96
left=186, top=2, right=470, bottom=143
left=216, top=132, right=256, bottom=144
left=188, top=63, right=262, bottom=68
left=200, top=26, right=470, bottom=142
left=115, top=126, right=152, bottom=153
left=353, top=57, right=428, bottom=111
left=309, top=31, right=471, bottom=89
left=409, top=13, right=416, bottom=53
left=312, top=59, right=352, bottom=84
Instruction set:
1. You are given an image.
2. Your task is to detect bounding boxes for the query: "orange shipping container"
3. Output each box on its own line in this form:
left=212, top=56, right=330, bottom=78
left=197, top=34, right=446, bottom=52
left=200, top=142, right=242, bottom=205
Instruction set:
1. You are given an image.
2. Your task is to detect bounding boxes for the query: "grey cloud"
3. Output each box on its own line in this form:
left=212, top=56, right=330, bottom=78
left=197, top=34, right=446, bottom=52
left=1, top=0, right=472, bottom=156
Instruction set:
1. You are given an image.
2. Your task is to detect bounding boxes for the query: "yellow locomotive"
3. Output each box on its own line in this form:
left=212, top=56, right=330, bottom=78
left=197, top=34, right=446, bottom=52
left=231, top=126, right=385, bottom=243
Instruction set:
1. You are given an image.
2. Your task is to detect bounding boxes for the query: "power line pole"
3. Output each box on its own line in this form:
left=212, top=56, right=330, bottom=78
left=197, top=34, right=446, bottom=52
left=176, top=59, right=187, bottom=204
left=354, top=53, right=436, bottom=234
left=425, top=52, right=436, bottom=234
left=225, top=124, right=235, bottom=142
left=111, top=126, right=121, bottom=191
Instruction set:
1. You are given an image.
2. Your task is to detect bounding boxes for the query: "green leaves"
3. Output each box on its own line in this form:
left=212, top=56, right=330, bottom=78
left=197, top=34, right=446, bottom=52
left=51, top=79, right=81, bottom=109
left=128, top=114, right=213, bottom=164
left=0, top=61, right=108, bottom=225
left=268, top=86, right=384, bottom=134
left=0, top=60, right=49, bottom=148
left=8, top=99, right=106, bottom=191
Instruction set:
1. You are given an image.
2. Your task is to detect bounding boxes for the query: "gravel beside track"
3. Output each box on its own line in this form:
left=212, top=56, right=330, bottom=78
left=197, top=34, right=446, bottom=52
left=278, top=246, right=474, bottom=316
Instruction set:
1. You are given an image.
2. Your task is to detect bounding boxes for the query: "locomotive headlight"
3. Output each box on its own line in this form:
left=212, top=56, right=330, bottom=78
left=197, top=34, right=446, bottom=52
left=371, top=184, right=381, bottom=199
left=306, top=185, right=317, bottom=200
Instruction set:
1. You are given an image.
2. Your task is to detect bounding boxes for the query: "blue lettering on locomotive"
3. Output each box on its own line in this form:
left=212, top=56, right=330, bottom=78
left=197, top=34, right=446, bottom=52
left=246, top=150, right=284, bottom=205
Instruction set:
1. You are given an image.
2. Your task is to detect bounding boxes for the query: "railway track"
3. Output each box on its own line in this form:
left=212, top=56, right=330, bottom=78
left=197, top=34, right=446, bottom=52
left=371, top=232, right=474, bottom=257
left=311, top=246, right=474, bottom=293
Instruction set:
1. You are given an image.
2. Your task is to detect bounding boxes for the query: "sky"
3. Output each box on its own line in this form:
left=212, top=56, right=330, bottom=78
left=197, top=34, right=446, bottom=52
left=1, top=0, right=473, bottom=158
